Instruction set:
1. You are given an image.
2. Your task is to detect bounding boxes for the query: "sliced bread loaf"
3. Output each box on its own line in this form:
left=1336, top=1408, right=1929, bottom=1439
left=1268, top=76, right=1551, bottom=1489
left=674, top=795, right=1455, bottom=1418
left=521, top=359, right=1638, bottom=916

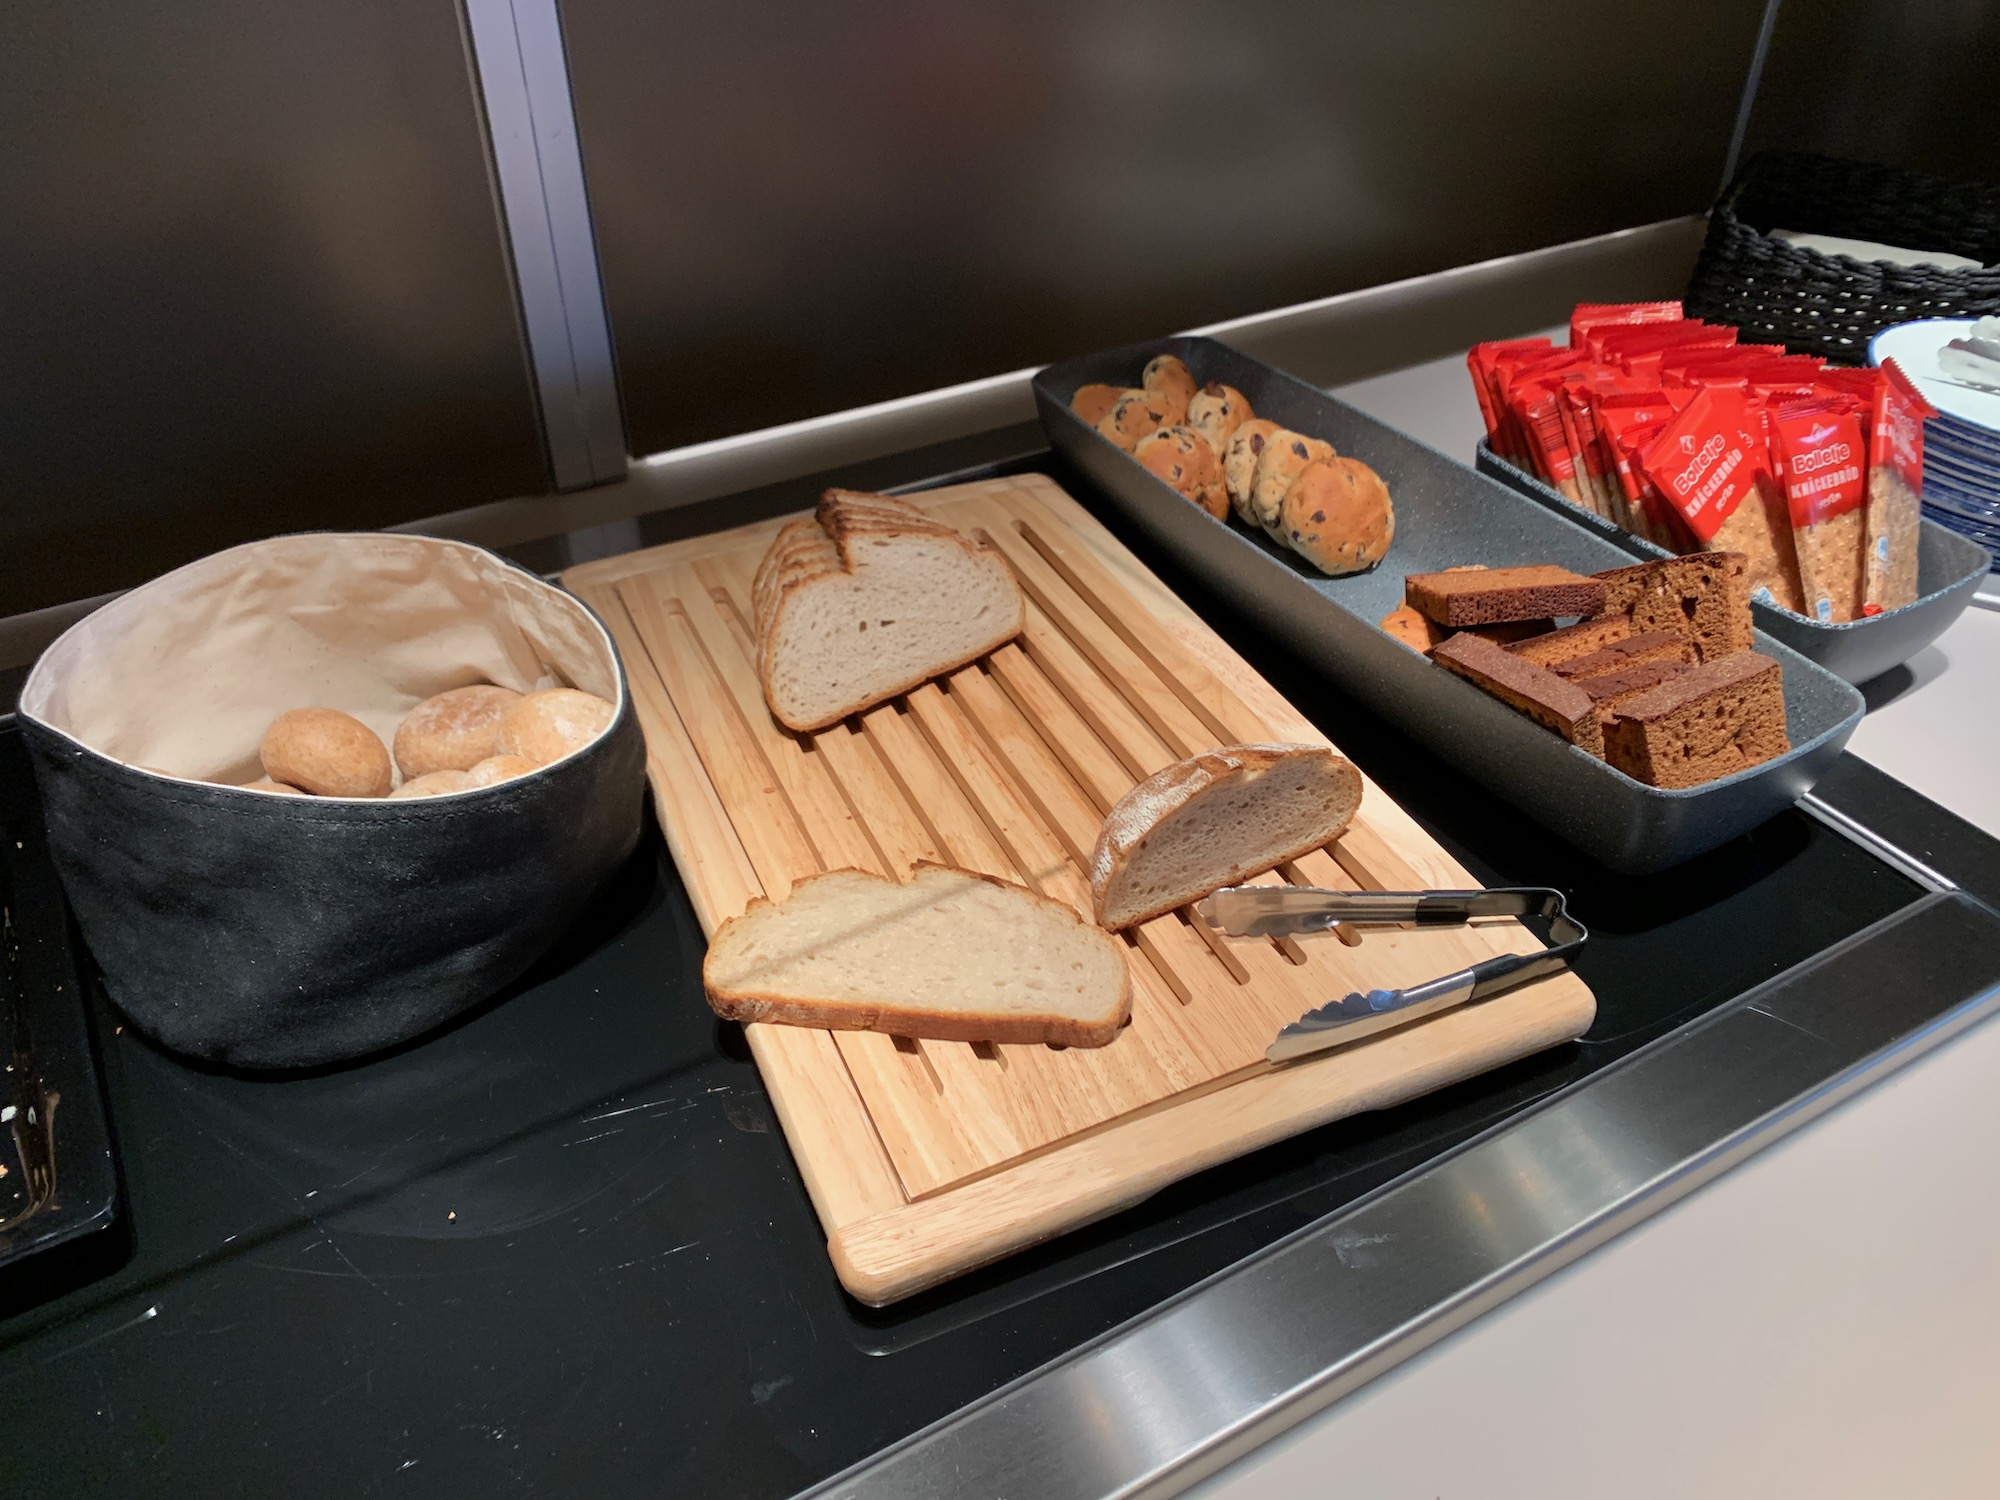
left=703, top=864, right=1131, bottom=1046
left=1089, top=744, right=1363, bottom=929
left=752, top=490, right=1025, bottom=732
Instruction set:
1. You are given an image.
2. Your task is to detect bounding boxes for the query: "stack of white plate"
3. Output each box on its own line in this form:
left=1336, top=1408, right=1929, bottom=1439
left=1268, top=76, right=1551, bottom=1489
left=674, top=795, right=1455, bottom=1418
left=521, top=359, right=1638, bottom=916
left=1871, top=319, right=2000, bottom=569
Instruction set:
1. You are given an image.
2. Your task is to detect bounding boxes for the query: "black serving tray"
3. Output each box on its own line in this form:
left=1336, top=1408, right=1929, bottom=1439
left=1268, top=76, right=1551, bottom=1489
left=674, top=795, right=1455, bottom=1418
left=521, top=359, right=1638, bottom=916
left=3, top=439, right=1991, bottom=1500
left=1033, top=336, right=1865, bottom=874
left=0, top=720, right=120, bottom=1305
left=1475, top=439, right=1990, bottom=687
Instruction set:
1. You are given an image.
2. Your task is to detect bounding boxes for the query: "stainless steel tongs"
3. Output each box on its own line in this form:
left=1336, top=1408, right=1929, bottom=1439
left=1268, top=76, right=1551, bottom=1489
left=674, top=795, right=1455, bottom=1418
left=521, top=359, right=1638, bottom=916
left=1192, top=887, right=1587, bottom=1064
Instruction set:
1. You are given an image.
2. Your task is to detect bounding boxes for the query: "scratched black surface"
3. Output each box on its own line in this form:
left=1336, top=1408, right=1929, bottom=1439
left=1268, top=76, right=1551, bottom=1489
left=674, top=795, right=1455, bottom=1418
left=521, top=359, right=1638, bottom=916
left=0, top=449, right=1930, bottom=1499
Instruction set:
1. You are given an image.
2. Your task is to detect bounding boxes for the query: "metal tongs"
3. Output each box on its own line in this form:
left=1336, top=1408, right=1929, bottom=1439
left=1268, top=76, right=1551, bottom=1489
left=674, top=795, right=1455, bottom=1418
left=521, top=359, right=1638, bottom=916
left=1193, top=887, right=1587, bottom=1064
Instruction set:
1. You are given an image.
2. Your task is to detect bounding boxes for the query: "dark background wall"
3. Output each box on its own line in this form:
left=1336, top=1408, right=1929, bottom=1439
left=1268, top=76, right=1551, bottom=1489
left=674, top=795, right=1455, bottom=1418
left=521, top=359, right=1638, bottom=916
left=560, top=0, right=1770, bottom=462
left=9, top=0, right=2000, bottom=624
left=1743, top=0, right=2000, bottom=186
left=0, top=0, right=546, bottom=616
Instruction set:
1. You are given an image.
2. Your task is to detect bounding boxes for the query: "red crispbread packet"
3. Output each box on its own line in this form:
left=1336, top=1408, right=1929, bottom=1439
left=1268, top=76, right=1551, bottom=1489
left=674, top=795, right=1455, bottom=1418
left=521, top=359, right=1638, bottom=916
left=1592, top=393, right=1682, bottom=546
left=1570, top=301, right=1683, bottom=349
left=1641, top=387, right=1806, bottom=611
left=1771, top=400, right=1868, bottom=622
left=1862, top=359, right=1936, bottom=614
left=1490, top=346, right=1580, bottom=464
left=1468, top=338, right=1552, bottom=451
left=1601, top=409, right=1701, bottom=553
left=1590, top=320, right=1734, bottom=367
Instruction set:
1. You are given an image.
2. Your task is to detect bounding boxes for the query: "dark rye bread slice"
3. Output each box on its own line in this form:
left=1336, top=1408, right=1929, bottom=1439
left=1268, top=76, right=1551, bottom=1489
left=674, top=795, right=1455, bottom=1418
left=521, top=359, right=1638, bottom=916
left=1456, top=619, right=1555, bottom=646
left=1603, top=651, right=1789, bottom=789
left=1508, top=614, right=1631, bottom=668
left=1550, top=631, right=1694, bottom=680
left=1431, top=632, right=1603, bottom=757
left=1406, top=565, right=1605, bottom=627
left=1592, top=554, right=1752, bottom=664
left=1577, top=659, right=1692, bottom=714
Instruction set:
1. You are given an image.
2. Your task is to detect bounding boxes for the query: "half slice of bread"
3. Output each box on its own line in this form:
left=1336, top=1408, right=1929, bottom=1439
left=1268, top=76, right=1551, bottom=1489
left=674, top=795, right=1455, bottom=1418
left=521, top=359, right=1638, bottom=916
left=703, top=864, right=1132, bottom=1046
left=752, top=490, right=1025, bottom=732
left=1089, top=744, right=1363, bottom=930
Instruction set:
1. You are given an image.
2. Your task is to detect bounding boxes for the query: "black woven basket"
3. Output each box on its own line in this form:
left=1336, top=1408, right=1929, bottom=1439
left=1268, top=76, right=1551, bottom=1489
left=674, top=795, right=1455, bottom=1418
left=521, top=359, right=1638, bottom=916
left=1686, top=151, right=2000, bottom=364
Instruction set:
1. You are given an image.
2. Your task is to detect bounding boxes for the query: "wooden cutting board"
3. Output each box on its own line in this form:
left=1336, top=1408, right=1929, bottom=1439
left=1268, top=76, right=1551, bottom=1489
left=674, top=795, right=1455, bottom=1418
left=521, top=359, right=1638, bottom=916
left=563, top=473, right=1595, bottom=1304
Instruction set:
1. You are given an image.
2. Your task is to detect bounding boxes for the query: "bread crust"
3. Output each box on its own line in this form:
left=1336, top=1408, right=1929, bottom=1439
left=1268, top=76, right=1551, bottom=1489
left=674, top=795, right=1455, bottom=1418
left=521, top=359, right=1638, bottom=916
left=1134, top=425, right=1228, bottom=518
left=1088, top=744, right=1361, bottom=929
left=752, top=490, right=1026, bottom=733
left=703, top=862, right=1132, bottom=1046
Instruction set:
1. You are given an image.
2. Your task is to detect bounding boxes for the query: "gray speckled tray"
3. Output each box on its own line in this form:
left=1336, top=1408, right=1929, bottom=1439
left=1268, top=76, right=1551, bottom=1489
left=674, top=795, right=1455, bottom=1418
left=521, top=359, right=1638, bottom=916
left=1033, top=336, right=1864, bottom=874
left=1474, top=440, right=1990, bottom=687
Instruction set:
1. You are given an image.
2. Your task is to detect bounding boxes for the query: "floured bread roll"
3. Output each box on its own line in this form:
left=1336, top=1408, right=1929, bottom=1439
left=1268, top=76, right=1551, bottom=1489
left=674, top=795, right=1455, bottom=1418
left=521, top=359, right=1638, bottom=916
left=261, top=709, right=393, bottom=798
left=494, top=690, right=614, bottom=767
left=239, top=777, right=308, bottom=796
left=387, top=768, right=477, bottom=799
left=465, top=754, right=540, bottom=788
left=394, top=684, right=522, bottom=778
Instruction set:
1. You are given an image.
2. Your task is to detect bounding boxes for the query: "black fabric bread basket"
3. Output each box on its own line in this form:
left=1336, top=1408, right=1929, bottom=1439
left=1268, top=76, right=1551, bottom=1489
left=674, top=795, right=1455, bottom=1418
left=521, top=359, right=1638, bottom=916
left=16, top=534, right=647, bottom=1070
left=1686, top=150, right=2000, bottom=364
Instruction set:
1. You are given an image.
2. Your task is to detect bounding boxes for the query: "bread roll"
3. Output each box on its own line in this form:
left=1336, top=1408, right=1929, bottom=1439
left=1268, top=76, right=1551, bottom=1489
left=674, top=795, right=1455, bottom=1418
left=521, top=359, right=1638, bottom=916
left=260, top=709, right=393, bottom=798
left=1069, top=383, right=1124, bottom=427
left=1141, top=354, right=1198, bottom=409
left=494, top=689, right=614, bottom=766
left=1281, top=457, right=1396, bottom=575
left=1095, top=388, right=1183, bottom=450
left=387, top=768, right=477, bottom=799
left=239, top=777, right=308, bottom=796
left=464, top=755, right=539, bottom=788
left=1379, top=604, right=1444, bottom=654
left=393, top=684, right=523, bottom=778
left=1133, top=426, right=1228, bottom=519
left=1222, top=420, right=1283, bottom=524
left=1184, top=383, right=1253, bottom=458
left=1250, top=431, right=1335, bottom=540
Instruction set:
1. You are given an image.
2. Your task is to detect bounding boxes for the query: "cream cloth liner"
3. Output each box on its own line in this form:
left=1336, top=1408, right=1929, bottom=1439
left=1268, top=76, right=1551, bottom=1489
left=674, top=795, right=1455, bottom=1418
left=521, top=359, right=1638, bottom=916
left=21, top=533, right=622, bottom=793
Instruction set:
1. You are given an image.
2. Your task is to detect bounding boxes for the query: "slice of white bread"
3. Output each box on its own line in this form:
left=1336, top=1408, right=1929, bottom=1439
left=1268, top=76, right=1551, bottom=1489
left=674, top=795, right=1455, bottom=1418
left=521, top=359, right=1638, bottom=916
left=1089, top=744, right=1363, bottom=929
left=752, top=489, right=1025, bottom=732
left=704, top=864, right=1131, bottom=1046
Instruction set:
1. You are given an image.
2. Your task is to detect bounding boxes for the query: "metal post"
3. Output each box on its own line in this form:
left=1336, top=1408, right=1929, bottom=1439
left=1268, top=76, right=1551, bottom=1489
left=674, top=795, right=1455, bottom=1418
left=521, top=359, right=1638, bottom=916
left=462, top=0, right=627, bottom=491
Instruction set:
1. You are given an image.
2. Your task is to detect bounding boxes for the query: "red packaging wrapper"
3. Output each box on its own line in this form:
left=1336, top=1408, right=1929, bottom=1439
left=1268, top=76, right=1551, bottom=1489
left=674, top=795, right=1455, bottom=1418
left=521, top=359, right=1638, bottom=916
left=1641, top=387, right=1806, bottom=612
left=1468, top=338, right=1551, bottom=450
left=1771, top=400, right=1868, bottom=622
left=1600, top=407, right=1696, bottom=551
left=1570, top=300, right=1683, bottom=350
left=1491, top=346, right=1580, bottom=465
left=1862, top=359, right=1936, bottom=614
left=1589, top=320, right=1734, bottom=367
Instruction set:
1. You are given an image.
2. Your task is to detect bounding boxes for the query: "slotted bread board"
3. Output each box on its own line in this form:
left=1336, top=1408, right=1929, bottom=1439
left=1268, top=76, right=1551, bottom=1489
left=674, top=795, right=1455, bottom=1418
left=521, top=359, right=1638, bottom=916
left=564, top=474, right=1595, bottom=1304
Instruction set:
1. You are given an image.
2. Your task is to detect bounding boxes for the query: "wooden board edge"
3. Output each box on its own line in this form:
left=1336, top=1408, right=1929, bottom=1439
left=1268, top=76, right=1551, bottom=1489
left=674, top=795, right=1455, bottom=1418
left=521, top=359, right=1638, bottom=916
left=826, top=971, right=1596, bottom=1305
